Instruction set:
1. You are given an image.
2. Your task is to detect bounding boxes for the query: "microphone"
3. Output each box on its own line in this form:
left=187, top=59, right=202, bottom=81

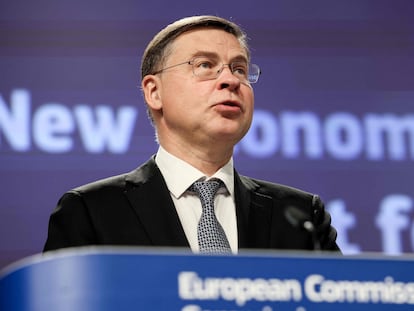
left=284, top=206, right=321, bottom=251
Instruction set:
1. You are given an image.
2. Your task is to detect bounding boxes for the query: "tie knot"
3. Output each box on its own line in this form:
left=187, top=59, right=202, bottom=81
left=190, top=179, right=224, bottom=199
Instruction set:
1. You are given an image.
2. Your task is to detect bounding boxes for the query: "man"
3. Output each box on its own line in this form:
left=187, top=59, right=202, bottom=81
left=44, top=15, right=339, bottom=253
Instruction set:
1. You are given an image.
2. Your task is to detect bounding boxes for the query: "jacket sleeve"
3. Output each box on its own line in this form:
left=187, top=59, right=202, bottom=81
left=43, top=191, right=98, bottom=252
left=312, top=195, right=341, bottom=252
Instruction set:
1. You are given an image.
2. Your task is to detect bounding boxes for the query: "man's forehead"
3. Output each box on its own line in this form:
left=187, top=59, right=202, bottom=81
left=170, top=28, right=247, bottom=57
left=174, top=27, right=239, bottom=43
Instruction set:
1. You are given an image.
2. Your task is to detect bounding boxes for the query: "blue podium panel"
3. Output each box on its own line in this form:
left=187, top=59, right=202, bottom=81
left=1, top=248, right=414, bottom=311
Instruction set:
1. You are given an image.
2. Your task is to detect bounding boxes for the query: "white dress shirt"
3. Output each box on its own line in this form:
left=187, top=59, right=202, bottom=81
left=155, top=146, right=238, bottom=253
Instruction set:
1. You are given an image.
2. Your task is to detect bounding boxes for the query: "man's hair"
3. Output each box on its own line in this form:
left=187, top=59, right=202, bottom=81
left=140, top=15, right=249, bottom=80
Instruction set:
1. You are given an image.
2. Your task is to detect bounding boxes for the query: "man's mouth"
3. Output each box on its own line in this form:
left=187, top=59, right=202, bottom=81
left=219, top=101, right=241, bottom=108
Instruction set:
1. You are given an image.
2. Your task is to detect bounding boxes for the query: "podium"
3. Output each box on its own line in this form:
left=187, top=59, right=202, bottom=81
left=1, top=247, right=414, bottom=310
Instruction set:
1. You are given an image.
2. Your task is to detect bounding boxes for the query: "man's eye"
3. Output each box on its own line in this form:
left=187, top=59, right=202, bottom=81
left=234, top=68, right=246, bottom=75
left=198, top=61, right=213, bottom=69
left=233, top=64, right=248, bottom=76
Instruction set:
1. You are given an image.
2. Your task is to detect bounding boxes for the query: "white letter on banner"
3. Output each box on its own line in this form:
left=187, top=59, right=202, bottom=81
left=178, top=272, right=197, bottom=300
left=0, top=89, right=30, bottom=151
left=324, top=112, right=362, bottom=160
left=304, top=274, right=324, bottom=302
left=376, top=194, right=412, bottom=254
left=241, top=109, right=279, bottom=158
left=327, top=199, right=361, bottom=254
left=74, top=105, right=137, bottom=153
left=365, top=113, right=414, bottom=160
left=33, top=103, right=75, bottom=153
left=281, top=111, right=322, bottom=159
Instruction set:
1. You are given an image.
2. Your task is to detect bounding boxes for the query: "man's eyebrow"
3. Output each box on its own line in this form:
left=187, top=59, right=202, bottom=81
left=190, top=51, right=248, bottom=63
left=231, top=55, right=249, bottom=63
left=190, top=51, right=219, bottom=59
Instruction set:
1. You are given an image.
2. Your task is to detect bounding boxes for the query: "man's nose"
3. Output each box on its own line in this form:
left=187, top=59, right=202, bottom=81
left=217, top=65, right=241, bottom=88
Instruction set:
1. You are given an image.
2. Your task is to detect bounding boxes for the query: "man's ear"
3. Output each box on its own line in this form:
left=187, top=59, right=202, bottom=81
left=142, top=75, right=162, bottom=110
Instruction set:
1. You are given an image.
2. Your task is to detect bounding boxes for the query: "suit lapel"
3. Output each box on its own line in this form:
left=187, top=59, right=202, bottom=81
left=124, top=158, right=189, bottom=247
left=235, top=172, right=274, bottom=249
left=122, top=158, right=274, bottom=250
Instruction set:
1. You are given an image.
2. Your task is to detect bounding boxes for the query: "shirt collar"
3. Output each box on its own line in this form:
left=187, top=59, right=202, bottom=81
left=155, top=146, right=234, bottom=199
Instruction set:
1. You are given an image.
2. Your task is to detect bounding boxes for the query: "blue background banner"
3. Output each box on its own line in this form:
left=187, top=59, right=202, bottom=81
left=1, top=0, right=414, bottom=268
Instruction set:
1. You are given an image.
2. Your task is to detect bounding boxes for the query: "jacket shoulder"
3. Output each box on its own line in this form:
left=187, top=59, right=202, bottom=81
left=71, top=157, right=157, bottom=195
left=72, top=173, right=128, bottom=194
left=239, top=175, right=314, bottom=201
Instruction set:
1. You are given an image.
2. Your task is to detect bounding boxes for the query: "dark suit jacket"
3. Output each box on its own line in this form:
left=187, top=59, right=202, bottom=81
left=44, top=157, right=339, bottom=252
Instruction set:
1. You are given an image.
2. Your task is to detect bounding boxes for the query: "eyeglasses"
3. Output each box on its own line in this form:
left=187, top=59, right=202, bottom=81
left=152, top=56, right=261, bottom=84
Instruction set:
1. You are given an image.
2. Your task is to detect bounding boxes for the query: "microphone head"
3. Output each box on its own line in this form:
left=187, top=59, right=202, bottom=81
left=285, top=205, right=308, bottom=227
left=285, top=205, right=320, bottom=250
left=284, top=205, right=315, bottom=232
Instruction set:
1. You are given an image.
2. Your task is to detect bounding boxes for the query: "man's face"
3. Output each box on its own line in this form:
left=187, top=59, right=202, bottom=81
left=144, top=28, right=254, bottom=149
